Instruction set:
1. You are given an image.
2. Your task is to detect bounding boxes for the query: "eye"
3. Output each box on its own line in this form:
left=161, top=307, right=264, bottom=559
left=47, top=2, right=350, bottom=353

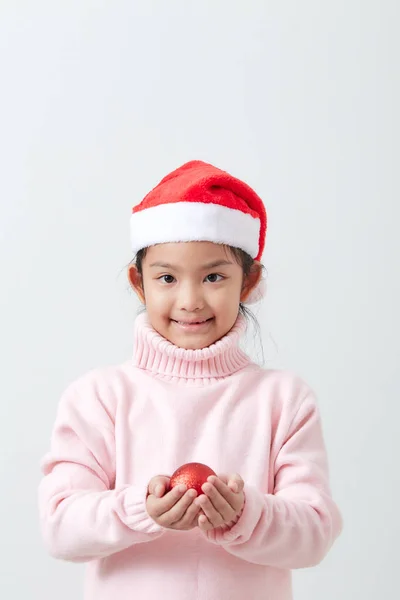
left=205, top=273, right=224, bottom=283
left=158, top=275, right=175, bottom=284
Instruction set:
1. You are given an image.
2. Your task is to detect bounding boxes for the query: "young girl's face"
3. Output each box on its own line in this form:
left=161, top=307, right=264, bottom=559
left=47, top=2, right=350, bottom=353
left=129, top=241, right=260, bottom=350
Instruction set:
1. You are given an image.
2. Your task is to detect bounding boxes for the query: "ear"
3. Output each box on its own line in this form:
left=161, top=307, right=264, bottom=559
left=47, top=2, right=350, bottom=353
left=128, top=265, right=145, bottom=304
left=240, top=261, right=263, bottom=303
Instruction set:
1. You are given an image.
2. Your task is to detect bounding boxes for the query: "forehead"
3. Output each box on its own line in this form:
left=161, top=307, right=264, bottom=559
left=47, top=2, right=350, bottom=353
left=144, top=241, right=237, bottom=270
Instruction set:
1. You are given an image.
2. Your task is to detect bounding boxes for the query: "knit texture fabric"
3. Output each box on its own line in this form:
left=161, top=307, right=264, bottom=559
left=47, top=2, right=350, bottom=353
left=38, top=313, right=342, bottom=600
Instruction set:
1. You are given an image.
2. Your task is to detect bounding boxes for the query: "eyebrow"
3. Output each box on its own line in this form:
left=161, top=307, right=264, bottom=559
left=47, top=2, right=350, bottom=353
left=149, top=260, right=234, bottom=270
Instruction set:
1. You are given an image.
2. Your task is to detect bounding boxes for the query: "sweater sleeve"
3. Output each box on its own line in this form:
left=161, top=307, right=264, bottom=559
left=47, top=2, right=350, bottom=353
left=202, top=390, right=343, bottom=568
left=38, top=380, right=164, bottom=563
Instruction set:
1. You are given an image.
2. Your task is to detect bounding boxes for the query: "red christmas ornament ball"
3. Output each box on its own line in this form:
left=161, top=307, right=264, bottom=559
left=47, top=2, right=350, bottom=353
left=170, top=462, right=216, bottom=496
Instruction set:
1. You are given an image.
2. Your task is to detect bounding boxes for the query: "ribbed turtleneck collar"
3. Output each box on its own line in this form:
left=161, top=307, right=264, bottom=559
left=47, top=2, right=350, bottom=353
left=132, top=312, right=251, bottom=383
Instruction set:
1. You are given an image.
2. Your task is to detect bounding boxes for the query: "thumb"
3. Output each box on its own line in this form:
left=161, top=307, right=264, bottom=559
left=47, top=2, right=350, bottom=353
left=217, top=474, right=229, bottom=485
left=228, top=473, right=244, bottom=493
left=148, top=475, right=170, bottom=497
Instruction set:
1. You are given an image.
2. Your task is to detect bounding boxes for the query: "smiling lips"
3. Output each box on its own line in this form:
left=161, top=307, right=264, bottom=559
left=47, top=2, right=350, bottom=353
left=175, top=318, right=211, bottom=324
left=172, top=317, right=214, bottom=329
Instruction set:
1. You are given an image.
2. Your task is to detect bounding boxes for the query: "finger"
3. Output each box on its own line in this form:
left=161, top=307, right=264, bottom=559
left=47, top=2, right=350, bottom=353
left=201, top=482, right=236, bottom=523
left=214, top=473, right=229, bottom=485
left=155, top=485, right=164, bottom=498
left=148, top=484, right=187, bottom=518
left=148, top=476, right=170, bottom=497
left=209, top=473, right=242, bottom=492
left=228, top=474, right=244, bottom=494
left=197, top=507, right=214, bottom=530
left=174, top=497, right=202, bottom=529
left=190, top=508, right=204, bottom=529
left=198, top=512, right=214, bottom=531
left=207, top=476, right=243, bottom=512
left=152, top=482, right=166, bottom=498
left=159, top=489, right=198, bottom=526
left=195, top=494, right=225, bottom=528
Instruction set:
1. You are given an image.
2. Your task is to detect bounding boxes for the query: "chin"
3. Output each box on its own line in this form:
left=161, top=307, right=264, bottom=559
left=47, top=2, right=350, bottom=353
left=173, top=334, right=216, bottom=351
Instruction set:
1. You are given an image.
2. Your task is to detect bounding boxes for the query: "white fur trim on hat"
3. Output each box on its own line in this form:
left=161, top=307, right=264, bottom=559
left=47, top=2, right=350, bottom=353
left=130, top=201, right=261, bottom=258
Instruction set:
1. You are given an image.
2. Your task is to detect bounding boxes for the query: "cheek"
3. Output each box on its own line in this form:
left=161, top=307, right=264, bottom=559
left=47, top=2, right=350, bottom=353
left=210, top=283, right=242, bottom=312
left=145, top=283, right=175, bottom=315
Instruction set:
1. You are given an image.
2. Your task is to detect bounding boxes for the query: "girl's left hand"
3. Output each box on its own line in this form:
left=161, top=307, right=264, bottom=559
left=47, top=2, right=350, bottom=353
left=195, top=473, right=245, bottom=531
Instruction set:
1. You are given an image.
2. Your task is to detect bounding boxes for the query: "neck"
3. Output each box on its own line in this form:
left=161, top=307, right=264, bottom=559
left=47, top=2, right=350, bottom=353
left=132, top=312, right=251, bottom=384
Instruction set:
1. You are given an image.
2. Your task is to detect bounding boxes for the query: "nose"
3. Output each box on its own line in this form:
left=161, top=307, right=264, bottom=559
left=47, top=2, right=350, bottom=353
left=178, top=281, right=204, bottom=312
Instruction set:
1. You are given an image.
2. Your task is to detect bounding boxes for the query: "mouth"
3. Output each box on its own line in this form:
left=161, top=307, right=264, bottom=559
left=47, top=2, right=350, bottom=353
left=171, top=317, right=214, bottom=331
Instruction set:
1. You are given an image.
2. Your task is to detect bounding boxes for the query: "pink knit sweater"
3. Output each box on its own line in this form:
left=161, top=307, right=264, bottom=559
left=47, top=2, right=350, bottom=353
left=38, top=313, right=342, bottom=600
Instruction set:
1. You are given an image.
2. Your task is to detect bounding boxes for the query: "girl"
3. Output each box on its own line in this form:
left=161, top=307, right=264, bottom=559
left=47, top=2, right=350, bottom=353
left=38, top=160, right=342, bottom=600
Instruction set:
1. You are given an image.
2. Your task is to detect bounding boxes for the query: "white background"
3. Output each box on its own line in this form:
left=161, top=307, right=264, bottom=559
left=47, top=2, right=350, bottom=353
left=1, top=1, right=399, bottom=598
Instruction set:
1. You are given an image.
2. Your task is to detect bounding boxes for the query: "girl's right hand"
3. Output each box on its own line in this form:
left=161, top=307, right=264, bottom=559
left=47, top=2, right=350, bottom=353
left=146, top=475, right=201, bottom=531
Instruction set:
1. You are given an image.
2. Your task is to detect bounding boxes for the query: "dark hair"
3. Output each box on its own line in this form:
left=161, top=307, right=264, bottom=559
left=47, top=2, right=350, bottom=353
left=132, top=244, right=265, bottom=363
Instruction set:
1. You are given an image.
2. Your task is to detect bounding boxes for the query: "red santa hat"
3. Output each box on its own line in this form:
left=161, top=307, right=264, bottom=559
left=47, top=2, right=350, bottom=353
left=131, top=160, right=267, bottom=262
